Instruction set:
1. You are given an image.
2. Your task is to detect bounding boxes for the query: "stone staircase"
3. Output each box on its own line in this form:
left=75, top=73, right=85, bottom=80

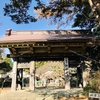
left=30, top=87, right=83, bottom=100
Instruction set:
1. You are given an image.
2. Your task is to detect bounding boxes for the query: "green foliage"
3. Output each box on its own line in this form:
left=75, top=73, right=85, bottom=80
left=93, top=25, right=100, bottom=36
left=3, top=0, right=37, bottom=24
left=72, top=2, right=97, bottom=29
left=86, top=45, right=100, bottom=70
left=0, top=55, right=3, bottom=60
left=23, top=61, right=46, bottom=72
left=23, top=68, right=30, bottom=72
left=3, top=56, right=13, bottom=68
left=3, top=0, right=100, bottom=30
left=0, top=49, right=4, bottom=60
left=23, top=78, right=29, bottom=83
left=83, top=70, right=100, bottom=96
left=0, top=78, right=11, bottom=87
left=0, top=62, right=12, bottom=74
left=83, top=84, right=91, bottom=96
left=36, top=61, right=46, bottom=68
left=0, top=56, right=12, bottom=74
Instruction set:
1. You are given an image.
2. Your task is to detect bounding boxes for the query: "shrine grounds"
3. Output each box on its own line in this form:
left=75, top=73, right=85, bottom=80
left=0, top=86, right=88, bottom=100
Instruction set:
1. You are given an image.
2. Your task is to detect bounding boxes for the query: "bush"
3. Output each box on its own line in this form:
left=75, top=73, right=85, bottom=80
left=83, top=84, right=91, bottom=96
left=83, top=70, right=100, bottom=96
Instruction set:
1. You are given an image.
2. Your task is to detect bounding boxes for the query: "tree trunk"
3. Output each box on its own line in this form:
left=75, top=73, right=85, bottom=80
left=88, top=0, right=100, bottom=24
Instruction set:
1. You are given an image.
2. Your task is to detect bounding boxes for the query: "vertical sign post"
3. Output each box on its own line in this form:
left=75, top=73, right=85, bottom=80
left=64, top=58, right=70, bottom=89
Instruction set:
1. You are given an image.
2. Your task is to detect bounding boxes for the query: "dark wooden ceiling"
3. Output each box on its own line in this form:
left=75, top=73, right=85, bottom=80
left=6, top=41, right=95, bottom=61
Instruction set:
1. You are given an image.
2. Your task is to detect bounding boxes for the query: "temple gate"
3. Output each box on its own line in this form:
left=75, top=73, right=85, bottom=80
left=0, top=29, right=99, bottom=91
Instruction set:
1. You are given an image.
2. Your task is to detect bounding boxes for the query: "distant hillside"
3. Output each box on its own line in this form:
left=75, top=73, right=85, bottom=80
left=36, top=61, right=64, bottom=77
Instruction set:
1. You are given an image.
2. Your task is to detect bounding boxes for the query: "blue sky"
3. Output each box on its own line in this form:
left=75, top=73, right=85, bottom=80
left=0, top=0, right=79, bottom=54
left=0, top=0, right=79, bottom=38
left=0, top=0, right=56, bottom=38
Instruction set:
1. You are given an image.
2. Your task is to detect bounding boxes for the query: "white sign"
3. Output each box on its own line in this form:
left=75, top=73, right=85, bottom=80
left=89, top=93, right=100, bottom=98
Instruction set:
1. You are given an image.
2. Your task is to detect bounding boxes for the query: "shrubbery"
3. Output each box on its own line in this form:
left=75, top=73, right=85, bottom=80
left=83, top=70, right=100, bottom=96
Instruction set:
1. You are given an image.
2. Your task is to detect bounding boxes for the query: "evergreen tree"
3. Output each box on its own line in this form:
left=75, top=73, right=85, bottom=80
left=3, top=0, right=100, bottom=30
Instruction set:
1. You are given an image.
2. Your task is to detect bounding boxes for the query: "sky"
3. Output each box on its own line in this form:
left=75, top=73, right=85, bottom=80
left=0, top=0, right=79, bottom=54
left=0, top=0, right=57, bottom=38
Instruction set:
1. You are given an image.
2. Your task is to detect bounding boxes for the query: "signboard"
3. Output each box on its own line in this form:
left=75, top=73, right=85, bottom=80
left=64, top=58, right=70, bottom=89
left=89, top=93, right=100, bottom=99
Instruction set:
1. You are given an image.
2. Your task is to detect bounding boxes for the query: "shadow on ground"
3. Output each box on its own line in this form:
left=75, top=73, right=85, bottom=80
left=0, top=86, right=87, bottom=100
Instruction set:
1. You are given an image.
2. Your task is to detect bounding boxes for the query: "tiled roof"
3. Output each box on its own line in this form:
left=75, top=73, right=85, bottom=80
left=0, top=30, right=93, bottom=43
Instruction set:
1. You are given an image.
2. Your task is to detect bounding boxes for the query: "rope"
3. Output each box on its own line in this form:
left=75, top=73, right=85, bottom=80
left=69, top=50, right=100, bottom=64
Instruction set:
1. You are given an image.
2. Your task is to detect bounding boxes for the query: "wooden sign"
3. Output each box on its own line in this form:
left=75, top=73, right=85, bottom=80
left=64, top=58, right=70, bottom=89
left=64, top=58, right=70, bottom=82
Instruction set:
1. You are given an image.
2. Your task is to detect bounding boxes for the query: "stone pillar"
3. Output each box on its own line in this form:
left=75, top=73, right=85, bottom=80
left=64, top=58, right=70, bottom=89
left=11, top=60, right=17, bottom=91
left=29, top=61, right=35, bottom=90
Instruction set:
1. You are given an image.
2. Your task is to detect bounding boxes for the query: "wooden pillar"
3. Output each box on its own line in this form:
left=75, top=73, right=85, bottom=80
left=64, top=58, right=70, bottom=90
left=29, top=61, right=35, bottom=90
left=77, top=61, right=84, bottom=88
left=11, top=60, right=17, bottom=91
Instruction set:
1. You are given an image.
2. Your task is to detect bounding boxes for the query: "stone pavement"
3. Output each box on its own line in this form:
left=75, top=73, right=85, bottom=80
left=30, top=86, right=84, bottom=100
